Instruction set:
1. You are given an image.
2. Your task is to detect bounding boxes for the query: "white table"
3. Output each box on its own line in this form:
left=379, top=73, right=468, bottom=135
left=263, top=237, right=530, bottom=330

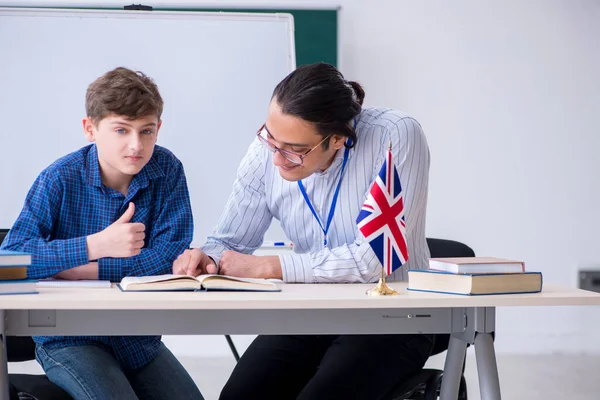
left=1, top=282, right=599, bottom=400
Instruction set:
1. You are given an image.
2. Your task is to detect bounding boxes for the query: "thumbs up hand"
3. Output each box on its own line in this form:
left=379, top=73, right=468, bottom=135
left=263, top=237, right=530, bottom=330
left=86, top=202, right=146, bottom=260
left=115, top=201, right=136, bottom=224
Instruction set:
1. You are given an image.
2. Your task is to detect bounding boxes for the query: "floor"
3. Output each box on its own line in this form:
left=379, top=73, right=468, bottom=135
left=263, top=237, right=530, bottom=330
left=8, top=352, right=600, bottom=399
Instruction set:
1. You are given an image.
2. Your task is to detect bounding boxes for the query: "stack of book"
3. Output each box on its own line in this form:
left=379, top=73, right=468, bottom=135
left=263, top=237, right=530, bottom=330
left=407, top=257, right=542, bottom=296
left=0, top=250, right=37, bottom=295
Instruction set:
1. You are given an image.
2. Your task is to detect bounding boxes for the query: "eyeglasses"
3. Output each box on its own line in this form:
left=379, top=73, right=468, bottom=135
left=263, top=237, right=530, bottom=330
left=256, top=124, right=331, bottom=165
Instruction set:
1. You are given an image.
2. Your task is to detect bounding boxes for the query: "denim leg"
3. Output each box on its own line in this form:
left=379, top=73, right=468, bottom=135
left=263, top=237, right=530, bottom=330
left=36, top=345, right=139, bottom=400
left=127, top=342, right=204, bottom=400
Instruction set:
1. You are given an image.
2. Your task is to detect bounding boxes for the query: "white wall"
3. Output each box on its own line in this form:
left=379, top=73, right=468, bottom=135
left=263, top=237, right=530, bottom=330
left=169, top=0, right=600, bottom=357
left=5, top=0, right=600, bottom=356
left=336, top=0, right=600, bottom=355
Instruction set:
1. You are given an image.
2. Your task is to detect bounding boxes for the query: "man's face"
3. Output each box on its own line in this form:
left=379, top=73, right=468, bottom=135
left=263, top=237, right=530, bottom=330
left=83, top=114, right=161, bottom=189
left=264, top=100, right=345, bottom=181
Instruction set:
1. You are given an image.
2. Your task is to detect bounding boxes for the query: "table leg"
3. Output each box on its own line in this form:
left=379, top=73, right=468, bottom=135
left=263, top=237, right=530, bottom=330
left=440, top=334, right=467, bottom=399
left=475, top=332, right=501, bottom=400
left=0, top=310, right=9, bottom=400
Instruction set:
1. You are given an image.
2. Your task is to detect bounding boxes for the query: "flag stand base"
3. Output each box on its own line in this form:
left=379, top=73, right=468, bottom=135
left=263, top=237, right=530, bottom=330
left=366, top=276, right=398, bottom=296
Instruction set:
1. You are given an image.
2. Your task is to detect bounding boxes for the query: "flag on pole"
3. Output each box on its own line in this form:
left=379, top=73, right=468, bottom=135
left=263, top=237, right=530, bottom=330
left=356, top=145, right=408, bottom=275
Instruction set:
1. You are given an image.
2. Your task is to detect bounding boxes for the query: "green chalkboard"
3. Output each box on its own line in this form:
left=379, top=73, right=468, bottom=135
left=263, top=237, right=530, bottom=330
left=164, top=8, right=338, bottom=67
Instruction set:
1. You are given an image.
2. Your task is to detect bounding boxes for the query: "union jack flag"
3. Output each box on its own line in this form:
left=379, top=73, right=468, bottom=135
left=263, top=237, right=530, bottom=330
left=356, top=147, right=408, bottom=275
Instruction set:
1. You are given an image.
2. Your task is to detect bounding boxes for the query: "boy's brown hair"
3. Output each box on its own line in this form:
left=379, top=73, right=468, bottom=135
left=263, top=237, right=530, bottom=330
left=85, top=67, right=163, bottom=123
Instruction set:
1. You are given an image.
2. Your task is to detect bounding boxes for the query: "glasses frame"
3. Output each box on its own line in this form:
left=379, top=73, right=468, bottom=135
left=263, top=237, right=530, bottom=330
left=256, top=124, right=331, bottom=165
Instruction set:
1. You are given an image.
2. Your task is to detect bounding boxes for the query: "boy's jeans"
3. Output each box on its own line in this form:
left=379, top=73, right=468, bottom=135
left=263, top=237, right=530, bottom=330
left=36, top=342, right=204, bottom=400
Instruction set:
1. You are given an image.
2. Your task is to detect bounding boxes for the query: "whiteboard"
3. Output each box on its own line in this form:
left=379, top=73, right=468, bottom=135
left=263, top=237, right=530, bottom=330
left=0, top=8, right=295, bottom=246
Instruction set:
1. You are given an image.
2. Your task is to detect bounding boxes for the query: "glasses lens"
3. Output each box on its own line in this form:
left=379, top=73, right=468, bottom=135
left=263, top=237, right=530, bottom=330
left=257, top=128, right=276, bottom=152
left=279, top=150, right=302, bottom=165
left=257, top=125, right=303, bottom=165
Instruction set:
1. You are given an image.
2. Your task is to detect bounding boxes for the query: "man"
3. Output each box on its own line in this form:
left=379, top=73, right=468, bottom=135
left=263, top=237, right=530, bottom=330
left=174, top=62, right=432, bottom=400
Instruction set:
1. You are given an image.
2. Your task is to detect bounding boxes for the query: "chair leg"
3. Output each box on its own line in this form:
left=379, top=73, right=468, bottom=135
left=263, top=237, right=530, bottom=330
left=423, top=373, right=443, bottom=400
left=423, top=372, right=468, bottom=400
left=459, top=375, right=468, bottom=400
left=224, top=335, right=240, bottom=362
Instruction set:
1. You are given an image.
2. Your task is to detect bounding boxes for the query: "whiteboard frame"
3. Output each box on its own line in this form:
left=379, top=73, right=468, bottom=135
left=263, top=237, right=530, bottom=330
left=0, top=7, right=296, bottom=72
left=0, top=1, right=339, bottom=9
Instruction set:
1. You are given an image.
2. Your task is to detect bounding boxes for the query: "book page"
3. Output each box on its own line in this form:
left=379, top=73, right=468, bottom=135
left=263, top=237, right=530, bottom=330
left=197, top=274, right=280, bottom=291
left=197, top=274, right=276, bottom=286
left=120, top=274, right=199, bottom=290
left=430, top=257, right=523, bottom=265
left=37, top=279, right=111, bottom=288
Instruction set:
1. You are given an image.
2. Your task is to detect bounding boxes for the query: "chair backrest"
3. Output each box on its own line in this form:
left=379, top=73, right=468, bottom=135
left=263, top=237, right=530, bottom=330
left=7, top=336, right=37, bottom=362
left=426, top=238, right=475, bottom=356
left=0, top=228, right=8, bottom=246
left=426, top=238, right=475, bottom=259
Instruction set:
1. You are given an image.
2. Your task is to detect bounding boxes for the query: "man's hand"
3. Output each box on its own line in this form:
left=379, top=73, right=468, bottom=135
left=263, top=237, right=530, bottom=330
left=53, top=262, right=99, bottom=280
left=86, top=202, right=145, bottom=260
left=219, top=250, right=282, bottom=279
left=173, top=248, right=218, bottom=276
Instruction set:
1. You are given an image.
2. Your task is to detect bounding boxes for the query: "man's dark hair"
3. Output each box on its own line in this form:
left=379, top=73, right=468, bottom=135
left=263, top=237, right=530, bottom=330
left=272, top=62, right=365, bottom=149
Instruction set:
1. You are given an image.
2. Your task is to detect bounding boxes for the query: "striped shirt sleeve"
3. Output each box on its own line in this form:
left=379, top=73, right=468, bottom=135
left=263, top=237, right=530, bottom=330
left=202, top=139, right=274, bottom=265
left=279, top=239, right=381, bottom=283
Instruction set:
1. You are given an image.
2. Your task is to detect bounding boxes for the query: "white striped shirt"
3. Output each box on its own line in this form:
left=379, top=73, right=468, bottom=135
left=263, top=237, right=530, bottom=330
left=202, top=108, right=430, bottom=283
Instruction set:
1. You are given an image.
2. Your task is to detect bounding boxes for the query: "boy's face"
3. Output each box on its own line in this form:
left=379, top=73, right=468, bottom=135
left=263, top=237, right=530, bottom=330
left=83, top=114, right=161, bottom=188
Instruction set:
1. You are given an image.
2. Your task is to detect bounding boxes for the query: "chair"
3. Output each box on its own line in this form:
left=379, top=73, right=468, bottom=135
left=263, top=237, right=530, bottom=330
left=0, top=229, right=8, bottom=246
left=6, top=337, right=72, bottom=400
left=383, top=237, right=475, bottom=400
left=1, top=229, right=72, bottom=400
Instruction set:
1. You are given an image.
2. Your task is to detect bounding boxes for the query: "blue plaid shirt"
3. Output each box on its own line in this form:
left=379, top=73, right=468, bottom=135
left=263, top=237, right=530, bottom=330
left=1, top=144, right=193, bottom=370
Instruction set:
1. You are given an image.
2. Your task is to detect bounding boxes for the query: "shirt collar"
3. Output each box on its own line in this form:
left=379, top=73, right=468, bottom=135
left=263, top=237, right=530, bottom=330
left=85, top=144, right=103, bottom=188
left=315, top=142, right=354, bottom=177
left=132, top=151, right=164, bottom=190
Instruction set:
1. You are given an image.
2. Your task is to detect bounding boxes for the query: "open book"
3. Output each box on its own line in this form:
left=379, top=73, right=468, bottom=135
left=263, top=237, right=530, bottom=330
left=118, top=274, right=281, bottom=292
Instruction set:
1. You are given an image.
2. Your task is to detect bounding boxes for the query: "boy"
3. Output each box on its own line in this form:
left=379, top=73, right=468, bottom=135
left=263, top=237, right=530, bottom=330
left=1, top=67, right=203, bottom=399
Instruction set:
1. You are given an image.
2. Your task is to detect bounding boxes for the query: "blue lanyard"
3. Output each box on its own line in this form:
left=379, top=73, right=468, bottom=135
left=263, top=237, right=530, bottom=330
left=298, top=141, right=351, bottom=246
